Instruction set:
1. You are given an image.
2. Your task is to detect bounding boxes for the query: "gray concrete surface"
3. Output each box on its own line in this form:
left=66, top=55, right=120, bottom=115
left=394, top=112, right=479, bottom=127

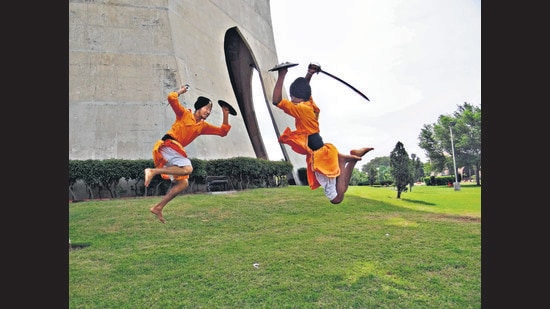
left=69, top=0, right=306, bottom=184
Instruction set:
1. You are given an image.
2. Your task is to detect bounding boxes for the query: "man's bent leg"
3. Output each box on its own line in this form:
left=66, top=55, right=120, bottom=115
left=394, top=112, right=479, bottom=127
left=144, top=165, right=192, bottom=187
left=144, top=168, right=155, bottom=187
left=332, top=154, right=362, bottom=204
left=150, top=179, right=188, bottom=223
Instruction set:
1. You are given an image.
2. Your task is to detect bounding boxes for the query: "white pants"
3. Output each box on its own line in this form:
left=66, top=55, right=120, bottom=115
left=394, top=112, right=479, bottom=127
left=160, top=146, right=192, bottom=181
left=315, top=171, right=337, bottom=201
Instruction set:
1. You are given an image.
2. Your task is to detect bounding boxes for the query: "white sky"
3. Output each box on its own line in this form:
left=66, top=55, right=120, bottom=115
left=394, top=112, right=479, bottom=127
left=260, top=0, right=480, bottom=170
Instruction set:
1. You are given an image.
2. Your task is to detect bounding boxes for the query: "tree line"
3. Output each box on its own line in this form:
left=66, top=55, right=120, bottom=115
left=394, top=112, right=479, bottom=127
left=357, top=102, right=481, bottom=198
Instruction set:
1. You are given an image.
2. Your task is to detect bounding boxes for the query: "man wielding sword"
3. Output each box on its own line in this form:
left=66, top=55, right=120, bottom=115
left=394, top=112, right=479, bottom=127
left=271, top=62, right=374, bottom=204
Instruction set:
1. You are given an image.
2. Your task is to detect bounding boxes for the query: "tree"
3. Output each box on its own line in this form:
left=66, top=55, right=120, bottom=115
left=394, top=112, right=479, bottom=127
left=377, top=165, right=391, bottom=185
left=362, top=156, right=391, bottom=185
left=450, top=102, right=481, bottom=185
left=350, top=168, right=369, bottom=186
left=408, top=153, right=424, bottom=192
left=390, top=141, right=412, bottom=198
left=418, top=102, right=481, bottom=186
left=414, top=155, right=425, bottom=182
left=423, top=160, right=433, bottom=178
left=361, top=156, right=390, bottom=173
left=419, top=124, right=447, bottom=173
left=367, top=166, right=377, bottom=185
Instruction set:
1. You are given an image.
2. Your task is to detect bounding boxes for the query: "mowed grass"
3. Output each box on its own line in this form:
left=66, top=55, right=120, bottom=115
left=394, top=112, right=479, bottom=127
left=69, top=183, right=481, bottom=308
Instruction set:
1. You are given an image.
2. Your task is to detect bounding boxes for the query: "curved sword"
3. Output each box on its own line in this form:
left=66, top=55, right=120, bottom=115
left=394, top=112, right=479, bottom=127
left=319, top=69, right=370, bottom=102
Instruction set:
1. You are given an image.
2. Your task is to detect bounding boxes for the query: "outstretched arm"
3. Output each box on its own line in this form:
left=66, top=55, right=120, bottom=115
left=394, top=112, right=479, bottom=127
left=272, top=68, right=287, bottom=105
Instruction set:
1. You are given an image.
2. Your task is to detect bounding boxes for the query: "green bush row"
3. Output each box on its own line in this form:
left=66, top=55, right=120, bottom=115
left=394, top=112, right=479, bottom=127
left=69, top=157, right=294, bottom=200
left=423, top=175, right=459, bottom=186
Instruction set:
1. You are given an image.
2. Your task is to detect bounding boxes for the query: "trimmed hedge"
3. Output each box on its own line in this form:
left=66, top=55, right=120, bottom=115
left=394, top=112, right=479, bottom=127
left=69, top=158, right=293, bottom=200
left=423, top=175, right=458, bottom=186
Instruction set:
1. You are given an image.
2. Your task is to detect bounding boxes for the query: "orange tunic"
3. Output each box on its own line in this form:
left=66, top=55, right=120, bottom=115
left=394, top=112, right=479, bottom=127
left=152, top=92, right=231, bottom=181
left=276, top=97, right=340, bottom=190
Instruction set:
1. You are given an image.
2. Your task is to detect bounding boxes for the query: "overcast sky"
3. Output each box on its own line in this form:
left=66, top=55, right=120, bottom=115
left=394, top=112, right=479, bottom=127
left=259, top=0, right=480, bottom=170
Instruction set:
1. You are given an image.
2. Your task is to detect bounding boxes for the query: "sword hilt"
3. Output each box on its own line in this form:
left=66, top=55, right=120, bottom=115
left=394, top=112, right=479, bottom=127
left=308, top=62, right=321, bottom=73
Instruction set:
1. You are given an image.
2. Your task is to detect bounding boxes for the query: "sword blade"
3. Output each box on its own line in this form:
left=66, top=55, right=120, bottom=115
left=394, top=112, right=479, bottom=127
left=319, top=70, right=370, bottom=102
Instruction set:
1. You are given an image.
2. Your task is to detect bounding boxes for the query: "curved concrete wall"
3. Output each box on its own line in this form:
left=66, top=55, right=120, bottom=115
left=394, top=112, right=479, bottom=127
left=69, top=0, right=306, bottom=183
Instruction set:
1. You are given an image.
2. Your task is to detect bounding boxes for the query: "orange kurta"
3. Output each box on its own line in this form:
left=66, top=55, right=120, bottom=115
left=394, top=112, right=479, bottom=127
left=152, top=92, right=231, bottom=181
left=276, top=97, right=340, bottom=190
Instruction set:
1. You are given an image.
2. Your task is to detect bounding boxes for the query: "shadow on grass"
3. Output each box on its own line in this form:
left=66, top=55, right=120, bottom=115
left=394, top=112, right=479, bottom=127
left=453, top=184, right=481, bottom=190
left=69, top=243, right=91, bottom=252
left=346, top=194, right=437, bottom=209
left=399, top=199, right=436, bottom=206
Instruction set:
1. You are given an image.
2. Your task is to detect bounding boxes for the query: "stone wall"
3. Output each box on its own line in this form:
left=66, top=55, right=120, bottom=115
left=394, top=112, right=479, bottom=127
left=69, top=0, right=306, bottom=183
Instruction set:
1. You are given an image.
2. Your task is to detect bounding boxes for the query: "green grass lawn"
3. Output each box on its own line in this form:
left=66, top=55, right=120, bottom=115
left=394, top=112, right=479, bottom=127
left=69, top=183, right=481, bottom=308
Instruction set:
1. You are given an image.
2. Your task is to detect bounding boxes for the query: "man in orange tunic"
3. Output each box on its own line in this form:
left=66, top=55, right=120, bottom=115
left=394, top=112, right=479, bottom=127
left=144, top=83, right=232, bottom=223
left=272, top=63, right=373, bottom=204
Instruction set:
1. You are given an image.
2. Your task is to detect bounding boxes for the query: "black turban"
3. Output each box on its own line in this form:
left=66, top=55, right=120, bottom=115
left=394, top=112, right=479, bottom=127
left=289, top=77, right=311, bottom=100
left=194, top=96, right=212, bottom=110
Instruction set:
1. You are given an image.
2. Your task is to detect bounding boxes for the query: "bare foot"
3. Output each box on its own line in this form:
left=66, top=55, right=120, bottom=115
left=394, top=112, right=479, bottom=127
left=150, top=207, right=165, bottom=223
left=144, top=168, right=154, bottom=187
left=350, top=147, right=374, bottom=157
left=342, top=153, right=362, bottom=163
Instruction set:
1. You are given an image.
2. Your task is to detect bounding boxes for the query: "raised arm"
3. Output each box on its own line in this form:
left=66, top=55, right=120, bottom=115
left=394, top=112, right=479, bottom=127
left=305, top=63, right=321, bottom=83
left=272, top=68, right=287, bottom=105
left=221, top=105, right=230, bottom=126
left=167, top=83, right=190, bottom=116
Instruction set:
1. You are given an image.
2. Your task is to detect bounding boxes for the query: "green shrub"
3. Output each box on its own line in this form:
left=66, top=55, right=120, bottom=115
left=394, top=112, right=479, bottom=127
left=69, top=157, right=294, bottom=199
